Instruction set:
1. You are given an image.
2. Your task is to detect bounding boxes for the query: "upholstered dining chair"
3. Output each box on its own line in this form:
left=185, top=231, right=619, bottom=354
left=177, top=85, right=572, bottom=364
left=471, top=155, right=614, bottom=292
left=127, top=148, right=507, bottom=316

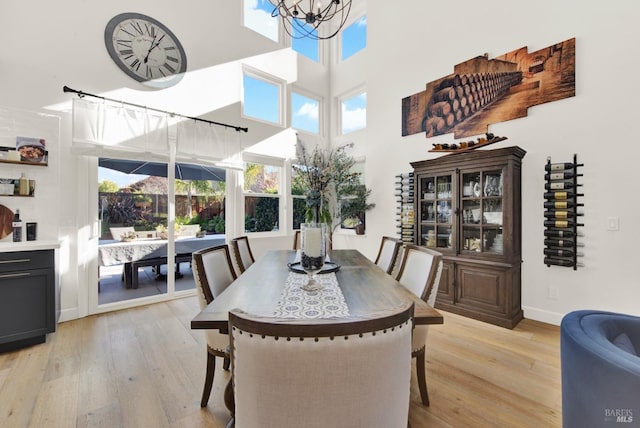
left=192, top=244, right=238, bottom=407
left=395, top=244, right=443, bottom=406
left=229, top=236, right=255, bottom=274
left=228, top=302, right=415, bottom=428
left=374, top=236, right=404, bottom=275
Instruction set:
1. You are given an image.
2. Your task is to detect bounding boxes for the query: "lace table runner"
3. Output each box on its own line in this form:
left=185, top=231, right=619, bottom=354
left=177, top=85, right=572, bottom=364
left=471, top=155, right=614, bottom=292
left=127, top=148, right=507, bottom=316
left=273, top=271, right=350, bottom=319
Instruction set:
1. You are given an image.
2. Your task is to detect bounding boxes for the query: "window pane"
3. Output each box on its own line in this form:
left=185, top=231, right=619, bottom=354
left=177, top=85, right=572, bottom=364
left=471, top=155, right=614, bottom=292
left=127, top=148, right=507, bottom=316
left=292, top=163, right=310, bottom=230
left=244, top=0, right=279, bottom=42
left=341, top=92, right=366, bottom=134
left=341, top=15, right=367, bottom=61
left=244, top=162, right=280, bottom=193
left=243, top=74, right=280, bottom=124
left=292, top=24, right=319, bottom=62
left=245, top=196, right=280, bottom=232
left=293, top=198, right=306, bottom=230
left=244, top=161, right=281, bottom=233
left=292, top=93, right=319, bottom=134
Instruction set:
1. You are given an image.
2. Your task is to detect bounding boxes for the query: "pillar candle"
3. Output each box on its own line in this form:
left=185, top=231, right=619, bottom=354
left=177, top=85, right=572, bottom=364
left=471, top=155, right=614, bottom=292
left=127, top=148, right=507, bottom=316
left=303, top=227, right=322, bottom=257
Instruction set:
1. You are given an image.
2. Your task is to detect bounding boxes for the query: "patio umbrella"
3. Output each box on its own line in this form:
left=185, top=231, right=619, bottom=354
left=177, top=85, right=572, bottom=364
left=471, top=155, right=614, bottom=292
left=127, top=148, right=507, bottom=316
left=98, top=158, right=226, bottom=181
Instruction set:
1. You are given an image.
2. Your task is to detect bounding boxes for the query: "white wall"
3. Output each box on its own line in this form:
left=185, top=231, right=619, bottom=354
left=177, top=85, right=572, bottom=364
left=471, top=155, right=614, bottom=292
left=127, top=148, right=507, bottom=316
left=1, top=0, right=638, bottom=325
left=335, top=0, right=639, bottom=324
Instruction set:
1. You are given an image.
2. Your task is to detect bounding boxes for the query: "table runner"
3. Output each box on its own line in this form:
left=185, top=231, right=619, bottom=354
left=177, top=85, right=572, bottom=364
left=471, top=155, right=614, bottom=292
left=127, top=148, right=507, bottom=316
left=273, top=271, right=350, bottom=319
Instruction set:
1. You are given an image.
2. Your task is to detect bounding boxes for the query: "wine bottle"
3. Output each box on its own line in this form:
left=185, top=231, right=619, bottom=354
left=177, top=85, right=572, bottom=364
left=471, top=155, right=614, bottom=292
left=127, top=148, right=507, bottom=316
left=544, top=229, right=583, bottom=238
left=544, top=200, right=584, bottom=209
left=543, top=210, right=584, bottom=218
left=12, top=209, right=22, bottom=242
left=545, top=162, right=584, bottom=171
left=544, top=171, right=583, bottom=181
left=545, top=181, right=582, bottom=190
left=544, top=219, right=584, bottom=228
left=544, top=238, right=585, bottom=248
left=544, top=257, right=584, bottom=267
left=544, top=191, right=584, bottom=200
left=544, top=248, right=583, bottom=258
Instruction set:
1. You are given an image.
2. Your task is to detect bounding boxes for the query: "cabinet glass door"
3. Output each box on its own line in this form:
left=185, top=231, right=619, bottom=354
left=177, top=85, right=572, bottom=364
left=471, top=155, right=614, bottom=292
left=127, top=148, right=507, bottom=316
left=420, top=175, right=452, bottom=249
left=461, top=169, right=503, bottom=254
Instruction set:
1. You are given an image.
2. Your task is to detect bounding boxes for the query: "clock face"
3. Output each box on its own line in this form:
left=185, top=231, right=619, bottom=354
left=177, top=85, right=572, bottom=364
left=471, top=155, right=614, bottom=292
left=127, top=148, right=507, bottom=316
left=104, top=13, right=187, bottom=89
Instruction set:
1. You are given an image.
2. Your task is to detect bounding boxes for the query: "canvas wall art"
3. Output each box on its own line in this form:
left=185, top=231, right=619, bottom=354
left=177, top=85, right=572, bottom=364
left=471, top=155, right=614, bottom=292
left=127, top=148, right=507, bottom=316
left=402, top=37, right=575, bottom=139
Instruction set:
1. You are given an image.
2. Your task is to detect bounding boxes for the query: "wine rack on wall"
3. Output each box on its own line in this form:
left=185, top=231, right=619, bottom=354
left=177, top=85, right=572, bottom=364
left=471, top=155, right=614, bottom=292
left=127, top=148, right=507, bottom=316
left=395, top=172, right=415, bottom=243
left=544, top=154, right=584, bottom=269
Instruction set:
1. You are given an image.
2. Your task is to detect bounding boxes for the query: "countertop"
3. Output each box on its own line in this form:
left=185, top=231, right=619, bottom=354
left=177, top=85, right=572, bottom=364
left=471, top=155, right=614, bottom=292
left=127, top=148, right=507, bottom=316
left=0, top=240, right=61, bottom=252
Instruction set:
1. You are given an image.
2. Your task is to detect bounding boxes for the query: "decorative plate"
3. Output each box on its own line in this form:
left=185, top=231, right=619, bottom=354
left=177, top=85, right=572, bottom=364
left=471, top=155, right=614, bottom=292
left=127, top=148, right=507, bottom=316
left=287, top=261, right=341, bottom=274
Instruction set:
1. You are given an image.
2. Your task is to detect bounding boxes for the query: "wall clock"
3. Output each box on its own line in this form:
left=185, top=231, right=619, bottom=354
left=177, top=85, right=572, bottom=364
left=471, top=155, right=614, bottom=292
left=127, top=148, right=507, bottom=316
left=104, top=13, right=187, bottom=89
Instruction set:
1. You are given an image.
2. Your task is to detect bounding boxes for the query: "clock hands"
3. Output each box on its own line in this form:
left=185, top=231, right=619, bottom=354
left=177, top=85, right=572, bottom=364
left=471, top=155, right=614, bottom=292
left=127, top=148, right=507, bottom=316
left=144, top=34, right=166, bottom=63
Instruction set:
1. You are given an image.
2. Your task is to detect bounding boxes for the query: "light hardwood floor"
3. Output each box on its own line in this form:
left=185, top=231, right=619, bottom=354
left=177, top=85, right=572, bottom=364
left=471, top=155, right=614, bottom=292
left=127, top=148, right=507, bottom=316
left=0, top=297, right=561, bottom=428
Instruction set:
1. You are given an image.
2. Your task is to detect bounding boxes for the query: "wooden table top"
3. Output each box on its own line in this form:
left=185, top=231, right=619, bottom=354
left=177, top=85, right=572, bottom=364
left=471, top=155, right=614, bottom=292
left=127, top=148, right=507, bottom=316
left=191, top=249, right=443, bottom=332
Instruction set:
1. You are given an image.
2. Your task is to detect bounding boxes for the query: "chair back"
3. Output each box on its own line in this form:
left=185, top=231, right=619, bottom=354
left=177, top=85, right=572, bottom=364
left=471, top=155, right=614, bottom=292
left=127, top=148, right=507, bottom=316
left=192, top=245, right=237, bottom=309
left=292, top=230, right=301, bottom=250
left=374, top=236, right=403, bottom=274
left=230, top=236, right=255, bottom=273
left=110, top=226, right=134, bottom=240
left=395, top=244, right=443, bottom=301
left=229, top=302, right=414, bottom=428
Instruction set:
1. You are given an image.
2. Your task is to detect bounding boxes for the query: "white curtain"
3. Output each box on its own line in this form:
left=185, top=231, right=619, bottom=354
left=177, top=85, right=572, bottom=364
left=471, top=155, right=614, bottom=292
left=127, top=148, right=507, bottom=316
left=71, top=97, right=244, bottom=167
left=176, top=119, right=244, bottom=170
left=72, top=98, right=169, bottom=162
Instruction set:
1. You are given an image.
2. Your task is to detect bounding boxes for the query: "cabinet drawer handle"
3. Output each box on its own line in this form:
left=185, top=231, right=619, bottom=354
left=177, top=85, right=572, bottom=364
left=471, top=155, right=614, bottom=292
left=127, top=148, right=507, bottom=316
left=0, top=259, right=30, bottom=264
left=0, top=272, right=30, bottom=279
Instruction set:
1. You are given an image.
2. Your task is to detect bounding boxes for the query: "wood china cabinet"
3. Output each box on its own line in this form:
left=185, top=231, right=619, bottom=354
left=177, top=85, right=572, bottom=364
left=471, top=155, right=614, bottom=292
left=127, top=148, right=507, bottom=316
left=411, top=146, right=526, bottom=328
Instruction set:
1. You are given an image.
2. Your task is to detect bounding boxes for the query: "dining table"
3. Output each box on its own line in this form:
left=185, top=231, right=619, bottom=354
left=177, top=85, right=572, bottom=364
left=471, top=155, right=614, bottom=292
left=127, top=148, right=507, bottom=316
left=191, top=248, right=444, bottom=422
left=98, top=234, right=225, bottom=288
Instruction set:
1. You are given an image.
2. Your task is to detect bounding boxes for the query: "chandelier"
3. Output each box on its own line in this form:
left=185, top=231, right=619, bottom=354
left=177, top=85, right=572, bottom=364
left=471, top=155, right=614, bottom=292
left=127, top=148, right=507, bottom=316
left=269, top=0, right=353, bottom=40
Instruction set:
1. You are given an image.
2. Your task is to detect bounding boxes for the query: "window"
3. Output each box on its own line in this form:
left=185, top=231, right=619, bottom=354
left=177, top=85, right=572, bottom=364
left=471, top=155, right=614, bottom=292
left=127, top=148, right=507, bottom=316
left=291, top=91, right=320, bottom=135
left=242, top=71, right=283, bottom=126
left=243, top=0, right=279, bottom=42
left=341, top=15, right=366, bottom=61
left=292, top=23, right=319, bottom=62
left=291, top=162, right=310, bottom=230
left=244, top=161, right=281, bottom=233
left=340, top=91, right=367, bottom=134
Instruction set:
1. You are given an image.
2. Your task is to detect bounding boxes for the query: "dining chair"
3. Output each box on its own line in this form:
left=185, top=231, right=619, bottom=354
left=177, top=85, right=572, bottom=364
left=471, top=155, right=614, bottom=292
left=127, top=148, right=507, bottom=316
left=395, top=244, right=443, bottom=406
left=228, top=302, right=415, bottom=428
left=374, top=236, right=404, bottom=275
left=292, top=230, right=301, bottom=250
left=192, top=244, right=238, bottom=407
left=230, top=236, right=255, bottom=274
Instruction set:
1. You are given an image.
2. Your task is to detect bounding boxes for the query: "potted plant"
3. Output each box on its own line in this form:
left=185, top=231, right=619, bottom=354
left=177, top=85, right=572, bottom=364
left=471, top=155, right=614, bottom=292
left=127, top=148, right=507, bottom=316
left=294, top=139, right=375, bottom=236
left=339, top=184, right=375, bottom=235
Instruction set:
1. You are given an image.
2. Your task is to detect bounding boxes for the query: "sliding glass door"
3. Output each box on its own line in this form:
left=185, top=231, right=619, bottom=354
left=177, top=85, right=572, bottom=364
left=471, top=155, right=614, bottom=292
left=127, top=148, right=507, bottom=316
left=94, top=159, right=226, bottom=310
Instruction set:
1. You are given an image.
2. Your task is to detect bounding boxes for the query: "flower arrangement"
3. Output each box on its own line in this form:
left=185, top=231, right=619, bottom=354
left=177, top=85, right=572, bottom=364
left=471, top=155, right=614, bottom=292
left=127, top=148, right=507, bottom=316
left=293, top=139, right=374, bottom=232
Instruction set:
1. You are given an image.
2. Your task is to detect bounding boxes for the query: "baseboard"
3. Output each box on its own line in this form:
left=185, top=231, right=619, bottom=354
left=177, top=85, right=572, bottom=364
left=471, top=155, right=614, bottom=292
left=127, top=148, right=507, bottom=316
left=59, top=307, right=80, bottom=323
left=522, top=306, right=564, bottom=326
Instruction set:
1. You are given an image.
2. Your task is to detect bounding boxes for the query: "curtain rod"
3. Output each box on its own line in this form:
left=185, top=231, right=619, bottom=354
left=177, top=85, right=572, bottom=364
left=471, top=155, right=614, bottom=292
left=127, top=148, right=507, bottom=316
left=62, top=85, right=248, bottom=133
